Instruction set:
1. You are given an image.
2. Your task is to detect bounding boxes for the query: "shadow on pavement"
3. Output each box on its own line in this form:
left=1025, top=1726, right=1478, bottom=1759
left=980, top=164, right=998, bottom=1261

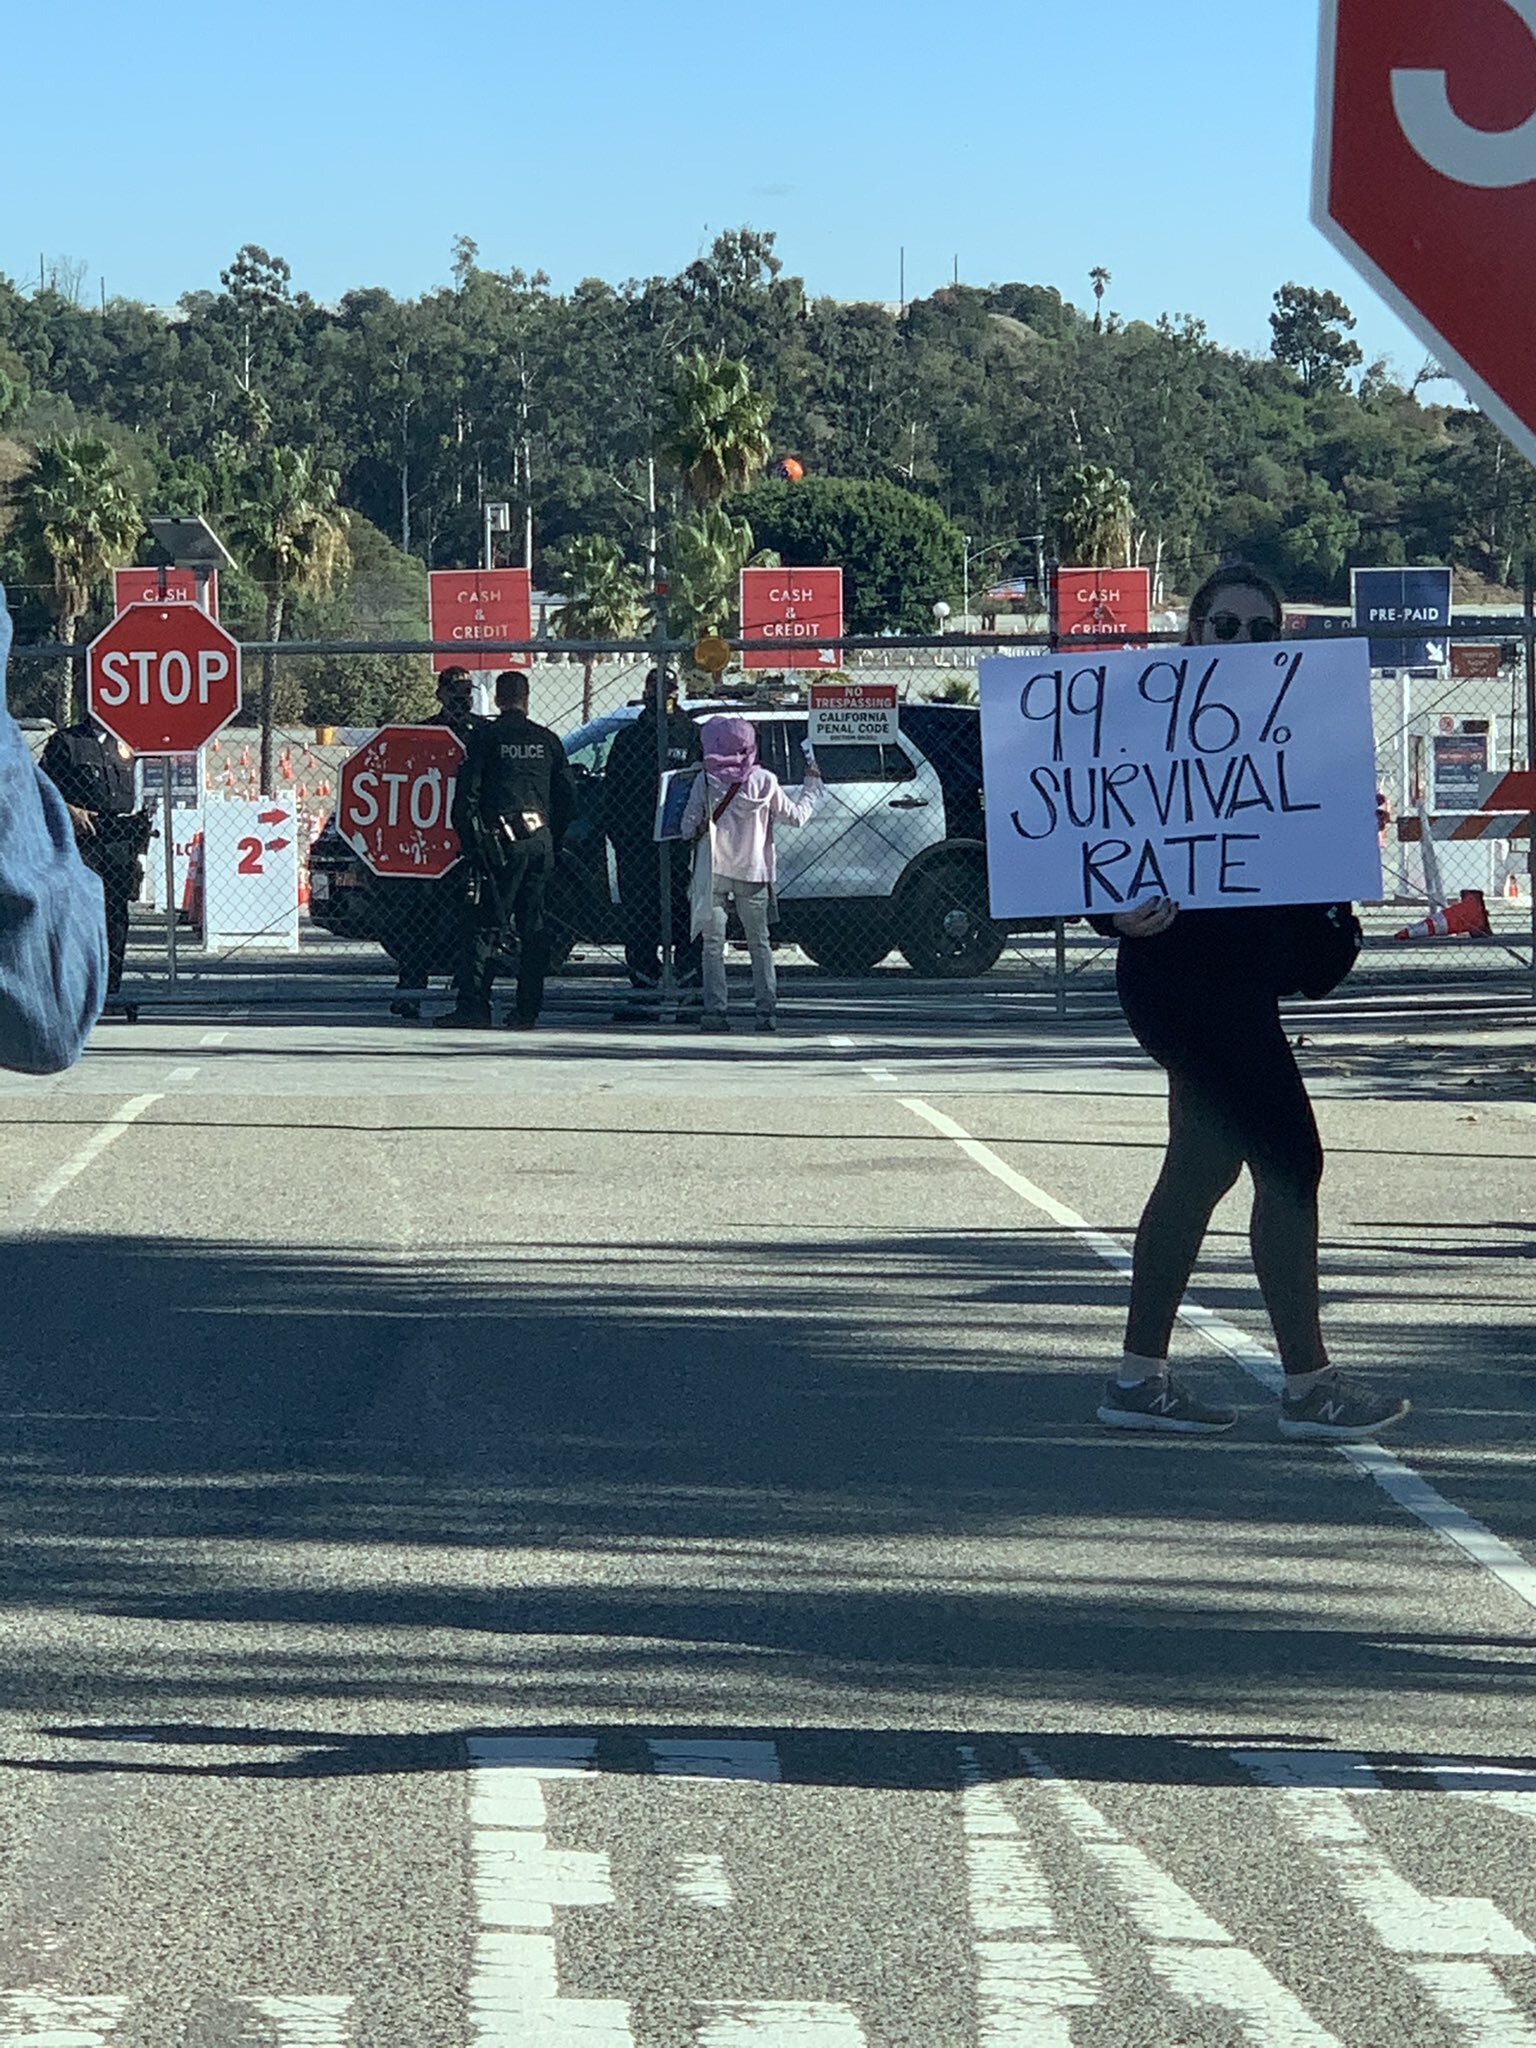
left=0, top=1226, right=1530, bottom=1733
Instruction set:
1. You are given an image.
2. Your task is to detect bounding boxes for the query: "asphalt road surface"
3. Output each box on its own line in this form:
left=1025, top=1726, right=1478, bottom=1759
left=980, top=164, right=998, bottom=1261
left=0, top=978, right=1532, bottom=2048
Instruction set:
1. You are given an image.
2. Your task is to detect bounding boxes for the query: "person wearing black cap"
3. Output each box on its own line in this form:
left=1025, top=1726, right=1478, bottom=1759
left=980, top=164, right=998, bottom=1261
left=435, top=669, right=574, bottom=1031
left=603, top=666, right=702, bottom=998
left=378, top=666, right=479, bottom=1020
left=39, top=712, right=151, bottom=1016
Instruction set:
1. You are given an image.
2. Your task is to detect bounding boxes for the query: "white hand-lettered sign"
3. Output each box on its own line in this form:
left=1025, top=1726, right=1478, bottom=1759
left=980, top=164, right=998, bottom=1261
left=979, top=639, right=1382, bottom=916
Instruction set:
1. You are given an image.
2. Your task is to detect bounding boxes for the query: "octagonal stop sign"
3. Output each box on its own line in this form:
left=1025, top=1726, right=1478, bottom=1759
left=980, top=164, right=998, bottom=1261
left=1317, top=0, right=1536, bottom=464
left=86, top=602, right=242, bottom=755
left=336, top=724, right=466, bottom=877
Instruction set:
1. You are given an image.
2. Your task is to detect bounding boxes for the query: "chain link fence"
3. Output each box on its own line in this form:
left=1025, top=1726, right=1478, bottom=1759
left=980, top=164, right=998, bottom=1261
left=13, top=629, right=1535, bottom=1019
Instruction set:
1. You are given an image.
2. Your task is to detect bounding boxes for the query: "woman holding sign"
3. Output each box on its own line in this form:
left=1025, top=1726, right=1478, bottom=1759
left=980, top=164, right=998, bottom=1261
left=1097, top=563, right=1409, bottom=1443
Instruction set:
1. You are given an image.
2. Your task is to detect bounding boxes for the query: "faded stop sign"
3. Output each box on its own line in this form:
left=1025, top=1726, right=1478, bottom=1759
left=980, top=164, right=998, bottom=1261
left=336, top=724, right=466, bottom=877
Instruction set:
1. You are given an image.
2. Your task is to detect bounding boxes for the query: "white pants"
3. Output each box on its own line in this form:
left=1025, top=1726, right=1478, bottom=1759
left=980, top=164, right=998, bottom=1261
left=702, top=877, right=775, bottom=1018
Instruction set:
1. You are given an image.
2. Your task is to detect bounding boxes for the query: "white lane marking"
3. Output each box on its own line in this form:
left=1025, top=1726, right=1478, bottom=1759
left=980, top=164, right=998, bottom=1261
left=6, top=1094, right=162, bottom=1232
left=862, top=1068, right=898, bottom=1085
left=650, top=1741, right=780, bottom=1782
left=901, top=1097, right=1536, bottom=1615
left=163, top=1066, right=200, bottom=1085
left=1235, top=1752, right=1531, bottom=1956
left=231, top=1997, right=354, bottom=2044
left=465, top=1737, right=634, bottom=2046
left=697, top=2005, right=867, bottom=2045
left=0, top=1993, right=129, bottom=2044
left=1145, top=1947, right=1343, bottom=2048
left=674, top=1853, right=734, bottom=1908
left=1019, top=1749, right=1342, bottom=2047
left=1407, top=1962, right=1536, bottom=2046
left=956, top=1748, right=1098, bottom=2044
left=199, top=1031, right=228, bottom=1045
left=827, top=1036, right=856, bottom=1050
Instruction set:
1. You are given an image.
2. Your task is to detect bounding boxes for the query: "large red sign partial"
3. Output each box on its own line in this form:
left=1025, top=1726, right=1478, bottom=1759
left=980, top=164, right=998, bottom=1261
left=1051, top=567, right=1151, bottom=647
left=336, top=725, right=465, bottom=877
left=1317, top=0, right=1536, bottom=465
left=86, top=603, right=242, bottom=755
left=113, top=567, right=219, bottom=616
left=740, top=566, right=843, bottom=670
left=428, top=569, right=532, bottom=674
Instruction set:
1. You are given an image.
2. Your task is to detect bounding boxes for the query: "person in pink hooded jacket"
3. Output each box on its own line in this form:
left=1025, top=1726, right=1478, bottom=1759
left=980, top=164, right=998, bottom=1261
left=680, top=714, right=822, bottom=1032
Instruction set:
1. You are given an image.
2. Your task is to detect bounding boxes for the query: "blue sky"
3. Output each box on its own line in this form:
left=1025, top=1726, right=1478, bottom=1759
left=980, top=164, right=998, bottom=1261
left=2, top=0, right=1429, bottom=375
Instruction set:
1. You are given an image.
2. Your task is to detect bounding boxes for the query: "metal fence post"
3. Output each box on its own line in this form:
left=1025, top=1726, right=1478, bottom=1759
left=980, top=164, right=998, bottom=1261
left=654, top=617, right=678, bottom=1025
left=160, top=755, right=179, bottom=990
left=1525, top=559, right=1536, bottom=1001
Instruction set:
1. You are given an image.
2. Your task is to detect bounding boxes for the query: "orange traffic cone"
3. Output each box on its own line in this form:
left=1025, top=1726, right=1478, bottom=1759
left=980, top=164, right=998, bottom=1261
left=1394, top=890, right=1492, bottom=940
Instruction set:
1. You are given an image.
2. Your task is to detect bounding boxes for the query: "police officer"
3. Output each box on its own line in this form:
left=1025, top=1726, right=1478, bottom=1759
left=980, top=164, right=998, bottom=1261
left=435, top=669, right=574, bottom=1031
left=603, top=667, right=702, bottom=995
left=39, top=715, right=150, bottom=1014
left=381, top=666, right=480, bottom=1020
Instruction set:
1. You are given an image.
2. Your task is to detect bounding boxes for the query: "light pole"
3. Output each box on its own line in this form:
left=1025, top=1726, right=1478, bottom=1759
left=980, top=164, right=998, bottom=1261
left=932, top=601, right=951, bottom=636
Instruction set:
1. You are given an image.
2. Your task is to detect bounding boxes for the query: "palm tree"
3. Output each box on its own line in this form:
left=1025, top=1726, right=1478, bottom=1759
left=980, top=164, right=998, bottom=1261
left=664, top=505, right=777, bottom=645
left=1089, top=267, right=1111, bottom=336
left=551, top=535, right=647, bottom=719
left=12, top=436, right=142, bottom=725
left=232, top=446, right=350, bottom=791
left=659, top=352, right=773, bottom=507
left=1055, top=462, right=1134, bottom=567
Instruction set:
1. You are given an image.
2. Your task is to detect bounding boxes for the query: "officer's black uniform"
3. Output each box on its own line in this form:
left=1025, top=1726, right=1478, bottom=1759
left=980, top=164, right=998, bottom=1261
left=39, top=722, right=147, bottom=999
left=376, top=702, right=481, bottom=1017
left=443, top=705, right=575, bottom=1028
left=604, top=702, right=702, bottom=987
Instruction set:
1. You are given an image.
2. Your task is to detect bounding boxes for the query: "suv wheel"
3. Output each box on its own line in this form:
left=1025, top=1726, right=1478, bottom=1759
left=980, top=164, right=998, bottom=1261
left=794, top=910, right=892, bottom=977
left=898, top=852, right=1006, bottom=978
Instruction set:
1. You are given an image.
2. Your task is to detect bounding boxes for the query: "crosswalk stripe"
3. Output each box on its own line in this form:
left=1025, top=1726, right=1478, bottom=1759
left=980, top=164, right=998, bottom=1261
left=957, top=1747, right=1100, bottom=2044
left=231, top=1997, right=354, bottom=2045
left=0, top=1995, right=129, bottom=2046
left=1018, top=1749, right=1345, bottom=2046
left=1408, top=1962, right=1536, bottom=2046
left=696, top=2004, right=867, bottom=2045
left=1235, top=1752, right=1532, bottom=1956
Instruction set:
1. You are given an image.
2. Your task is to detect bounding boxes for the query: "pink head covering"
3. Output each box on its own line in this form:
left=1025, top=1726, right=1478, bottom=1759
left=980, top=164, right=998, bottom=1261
left=700, top=715, right=758, bottom=783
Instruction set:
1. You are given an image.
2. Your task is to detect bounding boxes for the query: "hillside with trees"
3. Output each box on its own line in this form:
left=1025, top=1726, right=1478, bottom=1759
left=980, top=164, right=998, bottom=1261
left=3, top=226, right=1533, bottom=725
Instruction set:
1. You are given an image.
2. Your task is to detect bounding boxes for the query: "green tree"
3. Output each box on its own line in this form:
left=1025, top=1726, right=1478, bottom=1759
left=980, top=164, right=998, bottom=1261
left=550, top=533, right=647, bottom=717
left=1053, top=462, right=1133, bottom=567
left=11, top=434, right=141, bottom=723
left=660, top=351, right=773, bottom=507
left=231, top=446, right=350, bottom=789
left=664, top=504, right=773, bottom=643
left=1269, top=284, right=1364, bottom=396
left=738, top=475, right=963, bottom=634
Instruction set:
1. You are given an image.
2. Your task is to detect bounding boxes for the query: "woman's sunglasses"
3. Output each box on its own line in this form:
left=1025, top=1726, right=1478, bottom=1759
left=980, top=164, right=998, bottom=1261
left=1208, top=612, right=1279, bottom=643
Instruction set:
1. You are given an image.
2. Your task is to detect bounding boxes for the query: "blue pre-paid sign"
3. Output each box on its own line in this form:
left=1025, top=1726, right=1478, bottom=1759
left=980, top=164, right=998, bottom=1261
left=1351, top=566, right=1452, bottom=670
left=978, top=639, right=1382, bottom=918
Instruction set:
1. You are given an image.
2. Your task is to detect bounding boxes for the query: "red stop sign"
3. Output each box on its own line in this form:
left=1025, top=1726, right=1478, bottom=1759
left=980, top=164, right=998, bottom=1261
left=86, top=602, right=242, bottom=754
left=336, top=724, right=466, bottom=877
left=1317, top=0, right=1536, bottom=462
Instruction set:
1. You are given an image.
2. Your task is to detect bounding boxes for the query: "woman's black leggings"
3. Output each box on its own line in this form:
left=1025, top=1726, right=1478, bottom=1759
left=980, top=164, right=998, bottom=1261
left=1117, top=962, right=1327, bottom=1376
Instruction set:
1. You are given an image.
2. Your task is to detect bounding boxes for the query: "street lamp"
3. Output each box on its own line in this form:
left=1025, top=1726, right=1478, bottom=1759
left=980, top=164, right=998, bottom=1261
left=932, top=601, right=951, bottom=636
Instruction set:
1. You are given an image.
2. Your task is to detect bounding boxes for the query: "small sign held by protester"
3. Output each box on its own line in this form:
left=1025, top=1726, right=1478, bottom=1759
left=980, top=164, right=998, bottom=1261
left=979, top=638, right=1382, bottom=917
left=808, top=682, right=898, bottom=746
